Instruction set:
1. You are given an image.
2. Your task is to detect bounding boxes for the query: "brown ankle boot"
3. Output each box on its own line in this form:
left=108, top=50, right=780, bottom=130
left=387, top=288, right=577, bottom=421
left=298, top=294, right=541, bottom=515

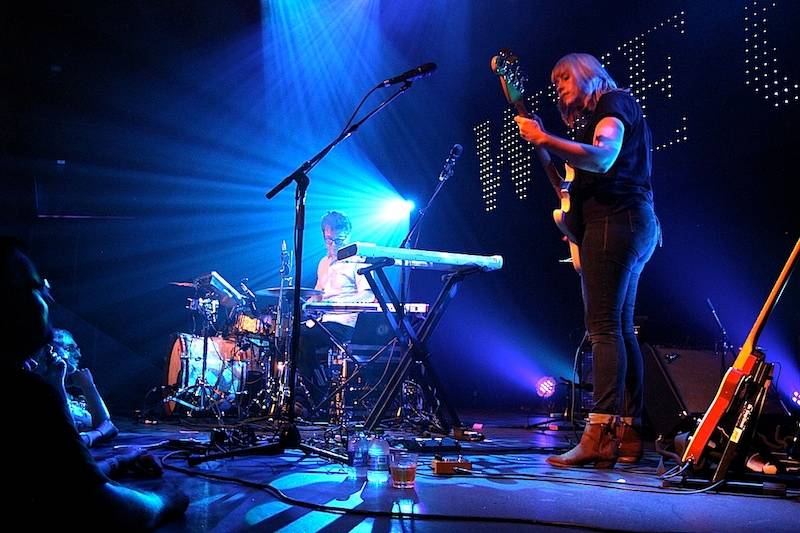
left=546, top=413, right=619, bottom=468
left=617, top=417, right=643, bottom=463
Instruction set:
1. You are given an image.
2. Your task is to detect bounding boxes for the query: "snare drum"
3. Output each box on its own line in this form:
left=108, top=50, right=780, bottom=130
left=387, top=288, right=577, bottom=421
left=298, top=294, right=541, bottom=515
left=232, top=312, right=272, bottom=336
left=165, top=333, right=250, bottom=414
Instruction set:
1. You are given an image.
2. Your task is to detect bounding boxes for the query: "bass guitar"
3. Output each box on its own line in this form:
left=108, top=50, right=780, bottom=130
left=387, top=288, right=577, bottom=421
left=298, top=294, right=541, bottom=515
left=490, top=48, right=582, bottom=274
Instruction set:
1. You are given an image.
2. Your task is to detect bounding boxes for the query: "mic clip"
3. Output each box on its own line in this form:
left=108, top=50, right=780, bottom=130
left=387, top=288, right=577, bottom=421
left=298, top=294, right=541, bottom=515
left=438, top=144, right=463, bottom=181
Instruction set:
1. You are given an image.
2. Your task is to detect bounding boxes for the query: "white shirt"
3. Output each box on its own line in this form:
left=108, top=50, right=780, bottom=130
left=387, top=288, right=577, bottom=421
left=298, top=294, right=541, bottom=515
left=315, top=256, right=374, bottom=328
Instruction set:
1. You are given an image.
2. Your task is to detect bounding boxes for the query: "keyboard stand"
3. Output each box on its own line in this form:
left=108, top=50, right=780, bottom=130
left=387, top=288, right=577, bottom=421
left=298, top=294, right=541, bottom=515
left=359, top=258, right=482, bottom=433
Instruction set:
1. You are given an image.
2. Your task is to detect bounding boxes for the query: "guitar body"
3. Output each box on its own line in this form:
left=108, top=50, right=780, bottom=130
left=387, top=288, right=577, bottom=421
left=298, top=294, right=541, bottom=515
left=681, top=238, right=798, bottom=480
left=680, top=365, right=750, bottom=465
left=491, top=49, right=582, bottom=274
left=552, top=163, right=582, bottom=274
left=711, top=358, right=773, bottom=482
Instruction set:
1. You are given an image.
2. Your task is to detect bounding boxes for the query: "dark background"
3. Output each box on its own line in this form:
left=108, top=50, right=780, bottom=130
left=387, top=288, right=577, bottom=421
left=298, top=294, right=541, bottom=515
left=2, top=1, right=798, bottom=414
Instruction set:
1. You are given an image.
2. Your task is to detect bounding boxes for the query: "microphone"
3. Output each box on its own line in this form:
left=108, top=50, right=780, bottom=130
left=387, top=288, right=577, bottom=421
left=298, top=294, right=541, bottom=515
left=438, top=143, right=463, bottom=181
left=380, top=63, right=437, bottom=87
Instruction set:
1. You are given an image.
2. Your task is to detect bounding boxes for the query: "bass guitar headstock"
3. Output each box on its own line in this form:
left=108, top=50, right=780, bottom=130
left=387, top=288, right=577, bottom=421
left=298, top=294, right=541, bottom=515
left=490, top=48, right=530, bottom=117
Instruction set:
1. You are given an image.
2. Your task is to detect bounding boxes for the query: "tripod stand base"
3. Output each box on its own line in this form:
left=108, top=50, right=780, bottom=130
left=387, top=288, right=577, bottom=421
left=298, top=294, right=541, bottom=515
left=183, top=420, right=352, bottom=466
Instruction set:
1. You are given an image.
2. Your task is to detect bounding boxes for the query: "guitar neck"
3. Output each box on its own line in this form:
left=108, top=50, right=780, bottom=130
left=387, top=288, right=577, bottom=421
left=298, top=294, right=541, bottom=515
left=512, top=100, right=562, bottom=193
left=734, top=238, right=800, bottom=369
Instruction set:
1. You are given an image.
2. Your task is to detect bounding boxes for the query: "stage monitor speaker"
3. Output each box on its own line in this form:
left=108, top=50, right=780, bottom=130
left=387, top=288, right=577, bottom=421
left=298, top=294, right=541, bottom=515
left=643, top=344, right=734, bottom=438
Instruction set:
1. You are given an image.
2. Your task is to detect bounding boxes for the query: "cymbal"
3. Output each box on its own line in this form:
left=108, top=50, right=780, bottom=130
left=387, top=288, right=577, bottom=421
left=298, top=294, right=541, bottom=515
left=254, top=286, right=322, bottom=297
left=169, top=281, right=195, bottom=288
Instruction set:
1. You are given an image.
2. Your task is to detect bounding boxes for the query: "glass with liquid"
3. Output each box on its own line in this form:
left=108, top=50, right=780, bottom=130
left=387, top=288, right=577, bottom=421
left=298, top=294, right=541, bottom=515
left=389, top=449, right=418, bottom=488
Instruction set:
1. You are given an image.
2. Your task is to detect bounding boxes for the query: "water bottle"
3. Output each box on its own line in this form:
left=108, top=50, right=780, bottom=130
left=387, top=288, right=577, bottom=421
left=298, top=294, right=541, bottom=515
left=346, top=434, right=359, bottom=479
left=347, top=433, right=369, bottom=479
left=366, top=436, right=390, bottom=483
left=356, top=434, right=370, bottom=478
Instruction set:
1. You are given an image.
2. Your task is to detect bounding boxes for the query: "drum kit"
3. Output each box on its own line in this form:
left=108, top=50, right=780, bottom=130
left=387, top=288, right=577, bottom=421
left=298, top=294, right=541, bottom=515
left=164, top=266, right=323, bottom=418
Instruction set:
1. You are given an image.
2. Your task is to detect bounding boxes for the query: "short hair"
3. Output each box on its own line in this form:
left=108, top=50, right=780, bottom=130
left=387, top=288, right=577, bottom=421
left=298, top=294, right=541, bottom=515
left=52, top=328, right=76, bottom=348
left=50, top=328, right=82, bottom=371
left=320, top=211, right=351, bottom=234
left=551, top=53, right=618, bottom=127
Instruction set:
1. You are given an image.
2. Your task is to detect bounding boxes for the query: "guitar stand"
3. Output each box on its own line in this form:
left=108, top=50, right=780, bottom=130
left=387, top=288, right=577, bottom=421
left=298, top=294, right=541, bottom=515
left=358, top=259, right=481, bottom=434
left=663, top=355, right=784, bottom=495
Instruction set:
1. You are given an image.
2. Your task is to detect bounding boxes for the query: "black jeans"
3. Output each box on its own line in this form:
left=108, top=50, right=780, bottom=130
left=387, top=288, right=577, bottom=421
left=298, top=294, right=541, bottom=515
left=580, top=204, right=659, bottom=418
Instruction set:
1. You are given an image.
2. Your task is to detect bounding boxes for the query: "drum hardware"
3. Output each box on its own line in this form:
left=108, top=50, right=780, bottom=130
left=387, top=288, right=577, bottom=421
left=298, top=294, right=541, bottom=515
left=185, top=83, right=412, bottom=466
left=164, top=287, right=243, bottom=417
left=164, top=333, right=252, bottom=417
left=276, top=239, right=293, bottom=344
left=253, top=286, right=323, bottom=298
left=238, top=277, right=259, bottom=314
left=311, top=337, right=399, bottom=422
left=164, top=268, right=296, bottom=422
left=193, top=271, right=246, bottom=308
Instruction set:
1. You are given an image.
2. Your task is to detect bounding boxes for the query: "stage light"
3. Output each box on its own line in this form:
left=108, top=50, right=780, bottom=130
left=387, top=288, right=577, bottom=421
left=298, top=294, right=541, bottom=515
left=792, top=390, right=800, bottom=406
left=535, top=376, right=557, bottom=398
left=377, top=198, right=414, bottom=223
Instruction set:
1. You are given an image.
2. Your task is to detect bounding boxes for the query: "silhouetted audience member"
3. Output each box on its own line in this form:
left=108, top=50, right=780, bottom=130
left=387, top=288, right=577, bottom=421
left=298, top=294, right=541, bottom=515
left=2, top=237, right=188, bottom=529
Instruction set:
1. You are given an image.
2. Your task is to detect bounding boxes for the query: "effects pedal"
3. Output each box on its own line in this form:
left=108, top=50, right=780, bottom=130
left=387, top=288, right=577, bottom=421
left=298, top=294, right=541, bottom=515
left=431, top=455, right=472, bottom=475
left=453, top=426, right=485, bottom=442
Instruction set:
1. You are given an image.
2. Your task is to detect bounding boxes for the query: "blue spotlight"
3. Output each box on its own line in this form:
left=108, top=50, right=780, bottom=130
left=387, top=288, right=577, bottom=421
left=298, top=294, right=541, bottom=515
left=377, top=198, right=414, bottom=223
left=535, top=376, right=557, bottom=399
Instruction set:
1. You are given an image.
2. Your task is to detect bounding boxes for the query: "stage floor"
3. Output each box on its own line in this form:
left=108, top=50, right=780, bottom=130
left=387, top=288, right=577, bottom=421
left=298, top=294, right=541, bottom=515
left=99, top=410, right=797, bottom=532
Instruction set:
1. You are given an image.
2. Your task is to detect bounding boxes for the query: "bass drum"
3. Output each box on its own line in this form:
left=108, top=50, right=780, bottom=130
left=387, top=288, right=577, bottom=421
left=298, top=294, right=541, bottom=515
left=165, top=333, right=251, bottom=414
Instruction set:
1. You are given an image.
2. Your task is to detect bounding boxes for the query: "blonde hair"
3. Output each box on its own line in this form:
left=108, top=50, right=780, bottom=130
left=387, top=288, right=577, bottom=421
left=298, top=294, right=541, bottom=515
left=551, top=53, right=618, bottom=127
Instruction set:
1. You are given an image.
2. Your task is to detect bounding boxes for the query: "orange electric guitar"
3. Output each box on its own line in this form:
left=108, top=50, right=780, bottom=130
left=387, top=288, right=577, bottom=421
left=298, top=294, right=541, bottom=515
left=490, top=48, right=582, bottom=274
left=681, top=237, right=799, bottom=482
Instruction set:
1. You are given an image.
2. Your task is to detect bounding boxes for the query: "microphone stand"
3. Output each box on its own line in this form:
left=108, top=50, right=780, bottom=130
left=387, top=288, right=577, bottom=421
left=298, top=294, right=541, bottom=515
left=187, top=82, right=414, bottom=464
left=398, top=150, right=457, bottom=303
left=706, top=298, right=735, bottom=380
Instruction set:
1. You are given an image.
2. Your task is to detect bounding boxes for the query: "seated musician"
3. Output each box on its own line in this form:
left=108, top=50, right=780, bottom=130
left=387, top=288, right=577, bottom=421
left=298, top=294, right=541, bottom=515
left=298, top=210, right=374, bottom=413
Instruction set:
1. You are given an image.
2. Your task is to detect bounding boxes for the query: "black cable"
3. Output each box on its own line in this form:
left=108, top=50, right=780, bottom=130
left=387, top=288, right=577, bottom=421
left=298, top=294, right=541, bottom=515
left=415, top=468, right=787, bottom=497
left=355, top=339, right=399, bottom=404
left=159, top=449, right=795, bottom=533
left=158, top=451, right=663, bottom=531
left=338, top=85, right=380, bottom=138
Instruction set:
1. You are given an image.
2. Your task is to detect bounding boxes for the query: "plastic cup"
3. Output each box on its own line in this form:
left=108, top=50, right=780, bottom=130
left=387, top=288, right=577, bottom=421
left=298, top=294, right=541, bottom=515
left=389, top=449, right=418, bottom=488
